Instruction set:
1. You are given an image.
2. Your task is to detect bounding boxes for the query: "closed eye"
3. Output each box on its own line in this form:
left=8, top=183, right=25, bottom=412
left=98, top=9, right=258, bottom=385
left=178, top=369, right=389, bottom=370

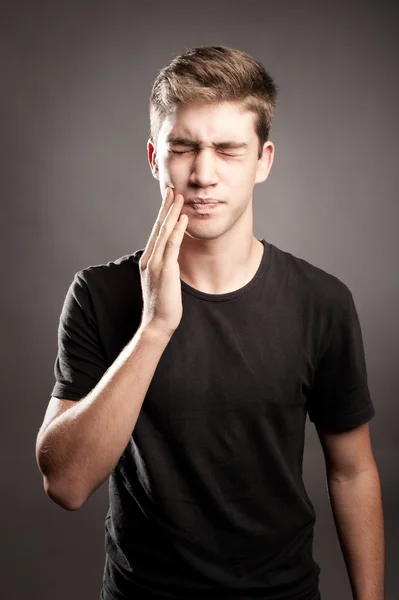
left=170, top=150, right=242, bottom=157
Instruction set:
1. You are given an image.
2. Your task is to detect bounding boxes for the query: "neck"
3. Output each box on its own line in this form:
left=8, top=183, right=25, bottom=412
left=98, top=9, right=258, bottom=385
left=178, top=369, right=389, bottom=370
left=178, top=232, right=263, bottom=295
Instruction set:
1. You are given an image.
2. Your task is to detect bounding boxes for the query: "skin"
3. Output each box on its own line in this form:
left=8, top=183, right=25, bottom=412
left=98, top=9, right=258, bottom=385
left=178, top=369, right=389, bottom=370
left=147, top=100, right=275, bottom=294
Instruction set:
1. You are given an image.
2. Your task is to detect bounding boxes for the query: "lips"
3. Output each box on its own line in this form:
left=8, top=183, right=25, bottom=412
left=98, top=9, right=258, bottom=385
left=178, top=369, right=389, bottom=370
left=187, top=202, right=220, bottom=213
left=186, top=198, right=221, bottom=205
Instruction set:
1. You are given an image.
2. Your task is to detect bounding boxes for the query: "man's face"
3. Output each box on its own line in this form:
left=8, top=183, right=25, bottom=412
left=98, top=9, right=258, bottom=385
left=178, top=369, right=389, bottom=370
left=148, top=101, right=274, bottom=240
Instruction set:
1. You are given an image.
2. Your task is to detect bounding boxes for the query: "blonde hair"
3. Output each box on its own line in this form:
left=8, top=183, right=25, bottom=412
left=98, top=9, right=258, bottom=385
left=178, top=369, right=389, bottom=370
left=149, top=46, right=278, bottom=159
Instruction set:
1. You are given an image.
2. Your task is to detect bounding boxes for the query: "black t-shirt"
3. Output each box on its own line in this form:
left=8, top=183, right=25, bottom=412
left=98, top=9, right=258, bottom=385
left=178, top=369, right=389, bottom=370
left=51, top=238, right=375, bottom=600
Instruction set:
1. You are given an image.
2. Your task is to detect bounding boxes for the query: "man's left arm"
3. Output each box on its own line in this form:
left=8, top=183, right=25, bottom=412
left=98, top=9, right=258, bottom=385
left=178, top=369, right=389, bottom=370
left=316, top=422, right=385, bottom=600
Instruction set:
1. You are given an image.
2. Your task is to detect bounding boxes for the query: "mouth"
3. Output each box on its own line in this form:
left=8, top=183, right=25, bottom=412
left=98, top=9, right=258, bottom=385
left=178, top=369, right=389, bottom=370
left=186, top=202, right=220, bottom=213
left=186, top=197, right=222, bottom=205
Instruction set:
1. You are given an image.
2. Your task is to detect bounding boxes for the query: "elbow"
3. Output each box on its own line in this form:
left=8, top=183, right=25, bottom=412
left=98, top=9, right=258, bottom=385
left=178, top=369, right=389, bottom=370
left=43, top=476, right=84, bottom=512
left=36, top=439, right=86, bottom=511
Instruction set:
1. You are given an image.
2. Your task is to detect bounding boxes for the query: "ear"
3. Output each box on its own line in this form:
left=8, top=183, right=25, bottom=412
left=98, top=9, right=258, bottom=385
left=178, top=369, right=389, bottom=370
left=147, top=138, right=159, bottom=180
left=254, top=141, right=275, bottom=184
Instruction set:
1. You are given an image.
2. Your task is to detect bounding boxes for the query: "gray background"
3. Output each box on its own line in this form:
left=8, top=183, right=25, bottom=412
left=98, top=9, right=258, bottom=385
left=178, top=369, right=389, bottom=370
left=1, top=0, right=397, bottom=598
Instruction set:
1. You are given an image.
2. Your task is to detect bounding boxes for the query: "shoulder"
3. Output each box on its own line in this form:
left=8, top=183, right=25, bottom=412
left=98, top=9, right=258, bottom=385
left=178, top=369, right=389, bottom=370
left=64, top=250, right=145, bottom=319
left=268, top=242, right=353, bottom=315
left=74, top=249, right=144, bottom=291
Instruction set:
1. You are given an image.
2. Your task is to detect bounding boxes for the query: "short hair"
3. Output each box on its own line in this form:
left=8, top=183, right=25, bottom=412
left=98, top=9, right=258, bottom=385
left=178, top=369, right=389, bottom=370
left=149, top=46, right=278, bottom=159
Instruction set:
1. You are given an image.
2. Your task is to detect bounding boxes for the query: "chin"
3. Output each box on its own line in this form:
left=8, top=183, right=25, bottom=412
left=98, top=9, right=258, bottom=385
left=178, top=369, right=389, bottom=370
left=184, top=227, right=227, bottom=241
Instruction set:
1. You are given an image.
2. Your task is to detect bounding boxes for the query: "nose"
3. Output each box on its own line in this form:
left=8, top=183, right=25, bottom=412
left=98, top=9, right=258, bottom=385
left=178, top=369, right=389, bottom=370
left=189, top=148, right=218, bottom=188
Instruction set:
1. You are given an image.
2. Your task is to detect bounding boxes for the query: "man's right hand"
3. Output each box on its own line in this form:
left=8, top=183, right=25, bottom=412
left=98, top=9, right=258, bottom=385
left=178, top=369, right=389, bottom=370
left=139, top=187, right=189, bottom=338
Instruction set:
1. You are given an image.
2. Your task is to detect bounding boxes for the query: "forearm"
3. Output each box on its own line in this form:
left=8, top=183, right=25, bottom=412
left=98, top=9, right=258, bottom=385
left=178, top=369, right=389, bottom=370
left=327, top=466, right=385, bottom=600
left=37, top=324, right=172, bottom=510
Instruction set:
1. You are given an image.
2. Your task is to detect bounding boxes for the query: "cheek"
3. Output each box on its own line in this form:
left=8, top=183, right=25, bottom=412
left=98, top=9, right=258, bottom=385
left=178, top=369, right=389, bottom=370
left=225, top=161, right=255, bottom=185
left=158, top=157, right=173, bottom=179
left=163, top=157, right=183, bottom=175
left=171, top=162, right=201, bottom=188
left=159, top=159, right=187, bottom=188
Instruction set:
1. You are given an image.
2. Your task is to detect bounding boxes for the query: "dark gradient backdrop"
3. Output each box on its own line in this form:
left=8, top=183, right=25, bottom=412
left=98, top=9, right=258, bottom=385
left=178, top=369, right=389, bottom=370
left=1, top=1, right=397, bottom=599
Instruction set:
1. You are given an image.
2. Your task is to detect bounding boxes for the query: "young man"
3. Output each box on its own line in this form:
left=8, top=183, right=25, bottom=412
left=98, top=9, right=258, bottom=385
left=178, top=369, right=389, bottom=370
left=36, top=46, right=384, bottom=600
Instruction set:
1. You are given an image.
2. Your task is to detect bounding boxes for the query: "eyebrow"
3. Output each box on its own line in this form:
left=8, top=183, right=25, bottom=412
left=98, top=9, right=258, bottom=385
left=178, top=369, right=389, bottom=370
left=166, top=136, right=248, bottom=150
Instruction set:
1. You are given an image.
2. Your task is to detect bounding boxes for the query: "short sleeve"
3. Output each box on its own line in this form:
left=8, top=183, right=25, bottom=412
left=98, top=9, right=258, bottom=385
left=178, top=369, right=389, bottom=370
left=306, top=289, right=375, bottom=431
left=51, top=271, right=108, bottom=401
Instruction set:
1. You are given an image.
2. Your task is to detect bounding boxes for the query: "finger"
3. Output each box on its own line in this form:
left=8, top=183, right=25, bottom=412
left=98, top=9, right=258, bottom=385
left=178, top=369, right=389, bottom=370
left=163, top=212, right=188, bottom=265
left=149, top=194, right=185, bottom=264
left=140, top=187, right=175, bottom=269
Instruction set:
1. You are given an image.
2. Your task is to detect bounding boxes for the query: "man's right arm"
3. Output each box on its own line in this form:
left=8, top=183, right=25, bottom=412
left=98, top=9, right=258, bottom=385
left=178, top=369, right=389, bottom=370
left=35, top=324, right=172, bottom=511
